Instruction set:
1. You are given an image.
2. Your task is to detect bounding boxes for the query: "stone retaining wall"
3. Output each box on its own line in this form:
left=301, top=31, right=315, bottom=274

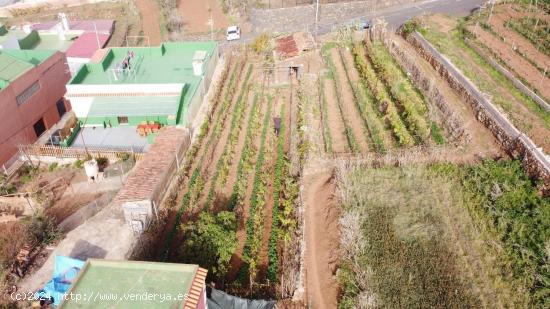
left=406, top=32, right=550, bottom=194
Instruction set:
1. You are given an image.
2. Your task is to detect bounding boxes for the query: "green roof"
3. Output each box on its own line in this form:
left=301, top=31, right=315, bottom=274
left=0, top=29, right=77, bottom=51
left=0, top=49, right=55, bottom=89
left=60, top=260, right=200, bottom=309
left=69, top=42, right=217, bottom=85
left=87, top=95, right=182, bottom=117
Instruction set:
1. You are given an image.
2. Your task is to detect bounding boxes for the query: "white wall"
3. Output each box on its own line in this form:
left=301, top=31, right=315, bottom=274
left=66, top=83, right=185, bottom=96
left=70, top=97, right=93, bottom=118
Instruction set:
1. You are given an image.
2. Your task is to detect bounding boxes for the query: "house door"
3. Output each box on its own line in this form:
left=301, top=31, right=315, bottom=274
left=56, top=99, right=66, bottom=117
left=33, top=118, right=46, bottom=138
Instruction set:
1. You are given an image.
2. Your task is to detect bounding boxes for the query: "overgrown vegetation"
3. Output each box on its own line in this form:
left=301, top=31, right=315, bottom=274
left=459, top=160, right=550, bottom=307
left=177, top=211, right=237, bottom=279
left=337, top=159, right=550, bottom=308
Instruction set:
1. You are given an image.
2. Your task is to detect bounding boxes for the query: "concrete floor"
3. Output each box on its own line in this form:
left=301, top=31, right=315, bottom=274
left=71, top=126, right=150, bottom=152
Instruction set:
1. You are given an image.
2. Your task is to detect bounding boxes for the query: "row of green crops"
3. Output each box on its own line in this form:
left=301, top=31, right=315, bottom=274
left=267, top=104, right=286, bottom=282
left=318, top=77, right=334, bottom=153
left=338, top=45, right=387, bottom=153
left=182, top=57, right=236, bottom=178
left=241, top=97, right=273, bottom=283
left=322, top=46, right=360, bottom=153
left=352, top=43, right=414, bottom=146
left=227, top=92, right=263, bottom=211
left=366, top=40, right=430, bottom=143
left=162, top=59, right=247, bottom=260
left=204, top=65, right=254, bottom=210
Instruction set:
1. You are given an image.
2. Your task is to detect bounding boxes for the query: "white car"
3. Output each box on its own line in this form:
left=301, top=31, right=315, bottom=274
left=226, top=26, right=241, bottom=41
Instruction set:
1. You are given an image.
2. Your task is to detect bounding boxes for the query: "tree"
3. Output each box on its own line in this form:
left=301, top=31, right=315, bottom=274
left=178, top=211, right=237, bottom=278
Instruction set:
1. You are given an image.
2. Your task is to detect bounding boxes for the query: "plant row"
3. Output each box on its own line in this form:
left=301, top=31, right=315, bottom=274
left=352, top=43, right=414, bottom=146
left=366, top=41, right=430, bottom=142
left=241, top=97, right=273, bottom=283
left=267, top=104, right=286, bottom=282
left=182, top=57, right=235, bottom=178
left=162, top=59, right=247, bottom=260
left=318, top=77, right=334, bottom=153
left=227, top=92, right=263, bottom=211
left=506, top=17, right=550, bottom=57
left=338, top=45, right=387, bottom=153
left=203, top=65, right=254, bottom=210
left=323, top=47, right=360, bottom=153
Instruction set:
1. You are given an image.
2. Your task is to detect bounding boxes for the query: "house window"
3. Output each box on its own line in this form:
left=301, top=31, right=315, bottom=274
left=118, top=116, right=129, bottom=125
left=16, top=81, right=40, bottom=106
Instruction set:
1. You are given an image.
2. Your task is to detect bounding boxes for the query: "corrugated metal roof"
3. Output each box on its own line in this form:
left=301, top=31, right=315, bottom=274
left=65, top=32, right=110, bottom=58
left=87, top=95, right=182, bottom=117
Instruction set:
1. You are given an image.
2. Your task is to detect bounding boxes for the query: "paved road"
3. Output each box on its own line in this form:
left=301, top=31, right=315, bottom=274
left=220, top=0, right=484, bottom=50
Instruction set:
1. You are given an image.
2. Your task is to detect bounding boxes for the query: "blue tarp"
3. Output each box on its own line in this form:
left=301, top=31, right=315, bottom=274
left=35, top=255, right=85, bottom=306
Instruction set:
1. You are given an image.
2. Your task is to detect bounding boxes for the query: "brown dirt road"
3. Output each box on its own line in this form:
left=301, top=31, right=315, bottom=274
left=134, top=0, right=162, bottom=45
left=305, top=170, right=340, bottom=309
left=179, top=0, right=229, bottom=34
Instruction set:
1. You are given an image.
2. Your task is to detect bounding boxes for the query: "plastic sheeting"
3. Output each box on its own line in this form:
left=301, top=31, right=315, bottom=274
left=207, top=287, right=276, bottom=309
left=35, top=255, right=85, bottom=306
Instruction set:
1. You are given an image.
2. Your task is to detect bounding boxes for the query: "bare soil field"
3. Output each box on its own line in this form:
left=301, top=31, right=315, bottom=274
left=2, top=2, right=143, bottom=47
left=134, top=0, right=162, bottom=45
left=178, top=0, right=229, bottom=34
left=322, top=77, right=349, bottom=153
left=468, top=4, right=550, bottom=100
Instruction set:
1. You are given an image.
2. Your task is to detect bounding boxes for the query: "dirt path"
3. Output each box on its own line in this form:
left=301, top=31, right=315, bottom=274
left=323, top=77, right=348, bottom=153
left=330, top=48, right=370, bottom=153
left=469, top=26, right=550, bottom=100
left=178, top=0, right=229, bottom=34
left=134, top=0, right=162, bottom=45
left=304, top=170, right=340, bottom=309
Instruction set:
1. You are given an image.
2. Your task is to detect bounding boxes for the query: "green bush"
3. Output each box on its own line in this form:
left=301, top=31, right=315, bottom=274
left=48, top=162, right=58, bottom=172
left=26, top=212, right=60, bottom=246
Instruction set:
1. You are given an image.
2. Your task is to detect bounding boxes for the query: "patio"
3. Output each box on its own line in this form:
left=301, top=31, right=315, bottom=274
left=71, top=126, right=150, bottom=152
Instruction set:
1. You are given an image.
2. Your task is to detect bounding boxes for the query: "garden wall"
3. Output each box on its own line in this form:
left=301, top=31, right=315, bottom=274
left=406, top=32, right=550, bottom=194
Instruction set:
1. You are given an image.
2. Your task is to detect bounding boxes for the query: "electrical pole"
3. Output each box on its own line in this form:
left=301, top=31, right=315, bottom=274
left=315, top=0, right=320, bottom=46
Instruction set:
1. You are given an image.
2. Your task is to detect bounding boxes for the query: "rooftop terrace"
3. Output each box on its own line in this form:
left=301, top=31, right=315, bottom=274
left=0, top=28, right=76, bottom=51
left=60, top=260, right=205, bottom=309
left=69, top=42, right=217, bottom=85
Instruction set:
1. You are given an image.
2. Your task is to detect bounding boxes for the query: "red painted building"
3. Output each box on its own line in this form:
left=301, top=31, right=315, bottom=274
left=0, top=50, right=71, bottom=167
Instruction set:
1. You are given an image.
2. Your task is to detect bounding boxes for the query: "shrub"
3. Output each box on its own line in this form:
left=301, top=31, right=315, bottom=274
left=251, top=33, right=271, bottom=54
left=48, top=163, right=58, bottom=172
left=26, top=212, right=60, bottom=246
